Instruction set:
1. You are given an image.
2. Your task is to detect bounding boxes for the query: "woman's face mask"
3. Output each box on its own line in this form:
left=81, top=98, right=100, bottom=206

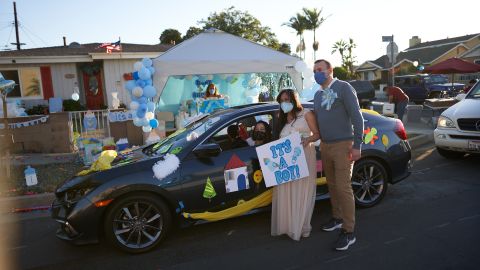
left=280, top=102, right=294, bottom=113
left=209, top=89, right=215, bottom=95
left=252, top=131, right=266, bottom=141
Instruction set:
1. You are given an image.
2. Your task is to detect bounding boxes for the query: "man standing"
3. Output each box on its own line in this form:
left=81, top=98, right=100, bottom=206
left=313, top=59, right=364, bottom=251
left=383, top=85, right=409, bottom=121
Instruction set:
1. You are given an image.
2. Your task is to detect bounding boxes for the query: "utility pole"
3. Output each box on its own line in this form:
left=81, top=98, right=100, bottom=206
left=11, top=2, right=25, bottom=50
left=390, top=35, right=395, bottom=87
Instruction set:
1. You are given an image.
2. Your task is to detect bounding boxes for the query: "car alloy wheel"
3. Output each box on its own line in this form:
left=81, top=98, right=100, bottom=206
left=104, top=193, right=171, bottom=253
left=351, top=159, right=388, bottom=207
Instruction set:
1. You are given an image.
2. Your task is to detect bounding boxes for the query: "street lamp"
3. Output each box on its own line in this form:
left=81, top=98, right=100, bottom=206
left=71, top=82, right=80, bottom=101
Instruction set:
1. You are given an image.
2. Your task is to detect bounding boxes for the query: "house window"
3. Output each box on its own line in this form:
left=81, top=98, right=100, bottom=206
left=0, top=67, right=43, bottom=99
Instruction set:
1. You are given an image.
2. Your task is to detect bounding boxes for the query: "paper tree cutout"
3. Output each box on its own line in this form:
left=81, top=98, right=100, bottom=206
left=203, top=177, right=217, bottom=201
left=363, top=127, right=379, bottom=145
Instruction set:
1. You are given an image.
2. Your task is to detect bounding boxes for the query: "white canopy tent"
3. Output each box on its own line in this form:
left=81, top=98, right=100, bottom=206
left=152, top=29, right=303, bottom=97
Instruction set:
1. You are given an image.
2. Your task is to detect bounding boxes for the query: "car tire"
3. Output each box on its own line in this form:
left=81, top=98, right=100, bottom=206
left=351, top=159, right=388, bottom=208
left=104, top=193, right=172, bottom=253
left=436, top=147, right=465, bottom=159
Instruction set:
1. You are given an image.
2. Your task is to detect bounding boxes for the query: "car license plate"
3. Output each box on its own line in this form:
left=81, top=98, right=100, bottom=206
left=468, top=140, right=480, bottom=151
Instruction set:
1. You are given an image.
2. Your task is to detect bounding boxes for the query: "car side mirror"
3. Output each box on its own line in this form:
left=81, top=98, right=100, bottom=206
left=193, top=143, right=222, bottom=158
left=455, top=93, right=466, bottom=101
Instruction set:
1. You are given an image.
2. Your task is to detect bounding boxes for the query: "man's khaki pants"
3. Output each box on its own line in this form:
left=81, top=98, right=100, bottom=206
left=320, top=140, right=355, bottom=232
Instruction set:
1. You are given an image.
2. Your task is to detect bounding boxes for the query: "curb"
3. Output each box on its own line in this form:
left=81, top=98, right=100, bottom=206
left=0, top=193, right=55, bottom=214
left=408, top=133, right=434, bottom=150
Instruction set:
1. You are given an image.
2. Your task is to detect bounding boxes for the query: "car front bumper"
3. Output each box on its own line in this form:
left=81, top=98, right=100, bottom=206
left=434, top=128, right=480, bottom=153
left=51, top=195, right=104, bottom=245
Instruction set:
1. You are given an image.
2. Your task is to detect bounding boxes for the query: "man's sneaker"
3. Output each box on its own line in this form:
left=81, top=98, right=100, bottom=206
left=334, top=229, right=356, bottom=251
left=321, top=218, right=343, bottom=232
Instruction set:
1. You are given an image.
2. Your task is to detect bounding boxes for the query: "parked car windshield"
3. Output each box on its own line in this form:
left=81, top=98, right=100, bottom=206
left=424, top=75, right=448, bottom=84
left=466, top=82, right=480, bottom=98
left=143, top=111, right=226, bottom=156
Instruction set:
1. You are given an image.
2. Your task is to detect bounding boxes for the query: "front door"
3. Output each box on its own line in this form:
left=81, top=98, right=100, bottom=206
left=83, top=70, right=105, bottom=110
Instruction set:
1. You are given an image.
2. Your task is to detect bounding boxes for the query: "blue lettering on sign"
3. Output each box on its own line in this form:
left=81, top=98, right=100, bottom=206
left=270, top=145, right=278, bottom=158
left=270, top=139, right=293, bottom=158
left=284, top=139, right=292, bottom=153
left=279, top=157, right=287, bottom=169
left=274, top=164, right=301, bottom=185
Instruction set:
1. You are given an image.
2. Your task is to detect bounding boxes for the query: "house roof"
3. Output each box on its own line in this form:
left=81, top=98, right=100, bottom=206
left=406, top=33, right=479, bottom=50
left=225, top=154, right=246, bottom=170
left=358, top=33, right=480, bottom=71
left=0, top=43, right=173, bottom=57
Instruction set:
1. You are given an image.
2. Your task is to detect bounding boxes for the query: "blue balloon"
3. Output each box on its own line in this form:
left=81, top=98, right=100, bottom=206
left=144, top=79, right=153, bottom=86
left=242, top=80, right=248, bottom=88
left=133, top=71, right=139, bottom=80
left=136, top=104, right=147, bottom=118
left=135, top=79, right=146, bottom=88
left=142, top=58, right=153, bottom=67
left=138, top=67, right=151, bottom=80
left=147, top=66, right=155, bottom=75
left=137, top=97, right=147, bottom=104
left=146, top=101, right=156, bottom=112
left=143, top=85, right=156, bottom=98
left=149, top=119, right=159, bottom=129
left=133, top=117, right=143, bottom=127
left=125, top=80, right=136, bottom=91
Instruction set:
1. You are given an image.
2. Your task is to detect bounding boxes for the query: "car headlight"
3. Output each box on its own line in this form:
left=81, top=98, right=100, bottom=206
left=437, top=116, right=455, bottom=128
left=64, top=187, right=94, bottom=204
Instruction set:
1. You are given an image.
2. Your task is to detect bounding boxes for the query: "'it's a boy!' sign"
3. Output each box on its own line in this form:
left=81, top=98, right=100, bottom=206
left=256, top=132, right=309, bottom=187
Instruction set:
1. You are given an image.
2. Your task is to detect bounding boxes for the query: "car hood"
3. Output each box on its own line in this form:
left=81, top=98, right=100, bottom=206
left=442, top=98, right=480, bottom=120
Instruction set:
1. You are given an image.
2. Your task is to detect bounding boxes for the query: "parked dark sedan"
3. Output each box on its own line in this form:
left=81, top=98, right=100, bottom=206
left=51, top=103, right=412, bottom=253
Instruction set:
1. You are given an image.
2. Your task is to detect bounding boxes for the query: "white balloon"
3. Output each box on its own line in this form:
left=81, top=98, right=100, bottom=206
left=132, top=87, right=143, bottom=97
left=134, top=61, right=144, bottom=71
left=71, top=93, right=80, bottom=101
left=303, top=77, right=314, bottom=89
left=295, top=60, right=308, bottom=73
left=145, top=112, right=154, bottom=120
left=142, top=125, right=152, bottom=133
left=129, top=101, right=139, bottom=110
left=304, top=69, right=314, bottom=78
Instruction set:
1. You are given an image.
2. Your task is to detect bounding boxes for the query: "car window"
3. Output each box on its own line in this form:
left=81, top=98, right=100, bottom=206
left=206, top=113, right=273, bottom=151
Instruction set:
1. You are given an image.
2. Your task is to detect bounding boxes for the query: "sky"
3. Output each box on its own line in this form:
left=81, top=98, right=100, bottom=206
left=0, top=0, right=479, bottom=67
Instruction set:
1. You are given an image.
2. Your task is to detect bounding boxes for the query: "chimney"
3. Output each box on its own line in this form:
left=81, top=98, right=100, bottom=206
left=63, top=36, right=67, bottom=47
left=409, top=36, right=421, bottom=48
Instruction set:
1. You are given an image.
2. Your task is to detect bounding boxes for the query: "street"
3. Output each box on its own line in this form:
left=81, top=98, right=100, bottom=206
left=3, top=145, right=480, bottom=270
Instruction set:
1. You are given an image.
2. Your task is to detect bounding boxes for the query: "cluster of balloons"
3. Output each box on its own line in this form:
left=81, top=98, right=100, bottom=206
left=294, top=60, right=315, bottom=89
left=242, top=73, right=265, bottom=104
left=124, top=58, right=159, bottom=133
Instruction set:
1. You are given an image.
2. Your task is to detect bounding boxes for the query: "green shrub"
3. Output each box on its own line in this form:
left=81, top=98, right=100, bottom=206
left=63, top=99, right=85, bottom=111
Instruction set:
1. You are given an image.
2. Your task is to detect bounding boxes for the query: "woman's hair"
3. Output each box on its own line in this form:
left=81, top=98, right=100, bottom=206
left=205, top=83, right=219, bottom=97
left=275, top=89, right=303, bottom=138
left=254, top=120, right=272, bottom=143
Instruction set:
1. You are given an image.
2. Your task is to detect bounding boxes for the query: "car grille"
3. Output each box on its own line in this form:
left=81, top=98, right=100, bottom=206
left=457, top=118, right=480, bottom=132
left=450, top=135, right=480, bottom=140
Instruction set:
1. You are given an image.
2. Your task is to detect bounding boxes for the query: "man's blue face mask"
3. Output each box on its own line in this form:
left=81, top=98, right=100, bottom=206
left=314, top=71, right=327, bottom=85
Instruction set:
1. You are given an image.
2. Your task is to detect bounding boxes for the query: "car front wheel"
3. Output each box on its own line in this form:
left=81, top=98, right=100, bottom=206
left=104, top=193, right=171, bottom=253
left=351, top=159, right=388, bottom=208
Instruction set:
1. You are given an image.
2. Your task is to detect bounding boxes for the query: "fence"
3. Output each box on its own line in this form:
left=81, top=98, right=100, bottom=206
left=68, top=110, right=111, bottom=142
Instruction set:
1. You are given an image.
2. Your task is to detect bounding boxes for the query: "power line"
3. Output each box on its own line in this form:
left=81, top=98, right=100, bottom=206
left=19, top=25, right=37, bottom=47
left=6, top=24, right=14, bottom=45
left=17, top=20, right=49, bottom=46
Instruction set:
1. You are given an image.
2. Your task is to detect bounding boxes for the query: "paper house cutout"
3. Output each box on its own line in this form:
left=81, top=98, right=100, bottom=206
left=224, top=154, right=250, bottom=193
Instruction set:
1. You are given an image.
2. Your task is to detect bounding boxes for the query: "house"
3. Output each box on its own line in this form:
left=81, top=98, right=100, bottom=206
left=224, top=154, right=250, bottom=193
left=356, top=33, right=480, bottom=84
left=0, top=41, right=172, bottom=110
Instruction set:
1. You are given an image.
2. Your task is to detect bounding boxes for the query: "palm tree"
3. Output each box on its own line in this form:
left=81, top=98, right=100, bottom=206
left=331, top=39, right=348, bottom=65
left=345, top=38, right=357, bottom=79
left=283, top=13, right=308, bottom=59
left=303, top=8, right=327, bottom=60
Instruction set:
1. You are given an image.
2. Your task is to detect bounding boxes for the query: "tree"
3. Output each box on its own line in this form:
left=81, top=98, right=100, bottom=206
left=278, top=43, right=291, bottom=55
left=199, top=7, right=280, bottom=49
left=283, top=13, right=308, bottom=59
left=183, top=26, right=203, bottom=41
left=302, top=7, right=327, bottom=60
left=332, top=38, right=358, bottom=79
left=333, top=66, right=348, bottom=80
left=160, top=29, right=182, bottom=45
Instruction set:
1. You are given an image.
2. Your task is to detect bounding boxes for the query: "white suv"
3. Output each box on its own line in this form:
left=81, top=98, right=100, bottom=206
left=434, top=82, right=480, bottom=158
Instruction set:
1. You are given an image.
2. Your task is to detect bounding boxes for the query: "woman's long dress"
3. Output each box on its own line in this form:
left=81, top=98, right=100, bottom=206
left=271, top=109, right=317, bottom=240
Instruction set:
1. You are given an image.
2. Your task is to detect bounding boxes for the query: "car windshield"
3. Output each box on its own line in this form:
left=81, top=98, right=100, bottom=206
left=466, top=82, right=480, bottom=98
left=424, top=76, right=448, bottom=84
left=143, top=112, right=225, bottom=155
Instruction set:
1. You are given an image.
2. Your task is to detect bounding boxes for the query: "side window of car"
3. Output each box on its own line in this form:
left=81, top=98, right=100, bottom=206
left=206, top=113, right=274, bottom=151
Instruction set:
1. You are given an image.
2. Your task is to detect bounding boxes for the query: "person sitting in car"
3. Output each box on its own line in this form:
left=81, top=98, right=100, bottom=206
left=227, top=125, right=248, bottom=149
left=246, top=121, right=272, bottom=146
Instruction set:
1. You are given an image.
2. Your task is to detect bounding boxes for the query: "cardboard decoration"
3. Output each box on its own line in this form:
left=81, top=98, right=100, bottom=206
left=203, top=177, right=217, bottom=201
left=381, top=134, right=389, bottom=149
left=24, top=166, right=38, bottom=186
left=224, top=154, right=250, bottom=193
left=363, top=127, right=379, bottom=145
left=256, top=132, right=309, bottom=187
